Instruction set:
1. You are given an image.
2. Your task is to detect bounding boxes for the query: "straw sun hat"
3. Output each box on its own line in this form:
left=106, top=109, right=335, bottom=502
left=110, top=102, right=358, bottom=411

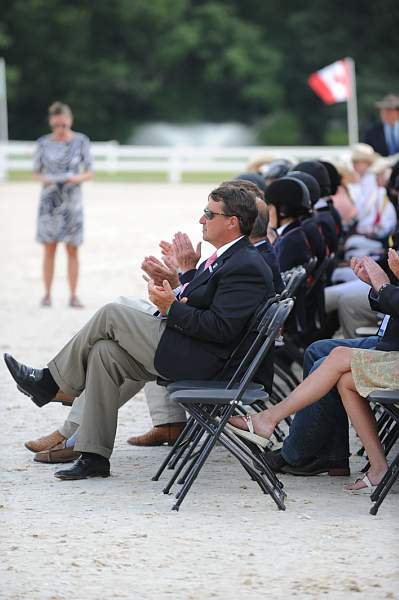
left=351, top=143, right=378, bottom=164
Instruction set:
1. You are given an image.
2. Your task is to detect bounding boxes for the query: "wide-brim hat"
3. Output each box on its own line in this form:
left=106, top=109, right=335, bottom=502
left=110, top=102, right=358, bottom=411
left=351, top=143, right=378, bottom=164
left=375, top=94, right=399, bottom=109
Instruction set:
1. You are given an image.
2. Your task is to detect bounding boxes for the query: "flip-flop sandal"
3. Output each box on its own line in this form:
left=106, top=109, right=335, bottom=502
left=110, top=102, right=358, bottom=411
left=69, top=297, right=84, bottom=309
left=226, top=415, right=269, bottom=449
left=345, top=474, right=377, bottom=495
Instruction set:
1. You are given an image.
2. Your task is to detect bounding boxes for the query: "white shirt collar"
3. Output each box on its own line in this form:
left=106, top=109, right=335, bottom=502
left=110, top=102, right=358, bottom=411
left=276, top=223, right=290, bottom=236
left=215, top=235, right=245, bottom=258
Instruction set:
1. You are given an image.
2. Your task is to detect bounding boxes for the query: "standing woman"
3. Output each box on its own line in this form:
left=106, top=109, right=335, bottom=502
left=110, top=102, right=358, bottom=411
left=33, top=101, right=93, bottom=307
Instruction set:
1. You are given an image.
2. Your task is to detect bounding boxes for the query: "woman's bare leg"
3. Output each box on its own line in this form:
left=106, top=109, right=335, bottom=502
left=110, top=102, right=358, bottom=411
left=66, top=243, right=79, bottom=299
left=336, top=372, right=388, bottom=489
left=230, top=346, right=354, bottom=438
left=42, top=242, right=57, bottom=301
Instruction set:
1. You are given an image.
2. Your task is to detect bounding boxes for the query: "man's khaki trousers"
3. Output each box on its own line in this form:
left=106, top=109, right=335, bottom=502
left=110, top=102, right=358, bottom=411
left=49, top=300, right=169, bottom=458
left=58, top=297, right=187, bottom=440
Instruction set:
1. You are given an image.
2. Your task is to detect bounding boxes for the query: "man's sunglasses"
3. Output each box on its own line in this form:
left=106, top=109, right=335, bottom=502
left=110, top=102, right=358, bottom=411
left=203, top=208, right=236, bottom=220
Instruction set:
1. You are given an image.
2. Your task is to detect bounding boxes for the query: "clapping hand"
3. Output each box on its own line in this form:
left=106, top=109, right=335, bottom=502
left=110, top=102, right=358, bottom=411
left=388, top=248, right=399, bottom=279
left=159, top=240, right=179, bottom=271
left=351, top=257, right=372, bottom=285
left=173, top=232, right=201, bottom=273
left=147, top=278, right=186, bottom=315
left=141, top=255, right=180, bottom=288
left=361, top=256, right=390, bottom=293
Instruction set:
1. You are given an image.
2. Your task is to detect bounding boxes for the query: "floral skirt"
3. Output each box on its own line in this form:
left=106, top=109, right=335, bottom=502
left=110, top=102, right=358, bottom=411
left=351, top=348, right=399, bottom=397
left=36, top=184, right=83, bottom=246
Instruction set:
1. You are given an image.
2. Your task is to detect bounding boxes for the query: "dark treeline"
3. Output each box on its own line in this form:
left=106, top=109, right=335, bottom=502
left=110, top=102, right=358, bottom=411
left=1, top=0, right=398, bottom=144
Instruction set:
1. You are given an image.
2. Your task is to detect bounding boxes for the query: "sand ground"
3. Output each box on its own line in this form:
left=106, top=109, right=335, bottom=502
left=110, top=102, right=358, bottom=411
left=0, top=182, right=398, bottom=600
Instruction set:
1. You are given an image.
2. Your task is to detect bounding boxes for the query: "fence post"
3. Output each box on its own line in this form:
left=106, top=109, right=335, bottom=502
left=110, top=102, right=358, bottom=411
left=0, top=142, right=6, bottom=181
left=168, top=147, right=182, bottom=183
left=104, top=141, right=119, bottom=173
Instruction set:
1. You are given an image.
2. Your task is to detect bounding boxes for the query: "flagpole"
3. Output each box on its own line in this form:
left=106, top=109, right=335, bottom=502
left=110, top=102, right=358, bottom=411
left=346, top=57, right=359, bottom=146
left=0, top=57, right=8, bottom=181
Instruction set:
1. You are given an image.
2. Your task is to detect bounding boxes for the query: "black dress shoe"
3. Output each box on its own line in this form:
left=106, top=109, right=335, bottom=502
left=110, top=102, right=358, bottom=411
left=263, top=449, right=289, bottom=473
left=281, top=456, right=350, bottom=477
left=3, top=353, right=58, bottom=408
left=55, top=453, right=110, bottom=480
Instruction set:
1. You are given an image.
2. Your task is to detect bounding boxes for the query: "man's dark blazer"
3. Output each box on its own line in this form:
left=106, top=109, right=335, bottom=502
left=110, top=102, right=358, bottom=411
left=273, top=221, right=313, bottom=272
left=364, top=123, right=389, bottom=157
left=254, top=239, right=285, bottom=293
left=154, top=236, right=275, bottom=381
left=369, top=285, right=399, bottom=350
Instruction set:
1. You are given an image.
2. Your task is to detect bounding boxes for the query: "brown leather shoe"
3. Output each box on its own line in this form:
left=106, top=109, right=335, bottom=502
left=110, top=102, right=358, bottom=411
left=25, top=430, right=66, bottom=453
left=34, top=443, right=81, bottom=464
left=127, top=422, right=186, bottom=446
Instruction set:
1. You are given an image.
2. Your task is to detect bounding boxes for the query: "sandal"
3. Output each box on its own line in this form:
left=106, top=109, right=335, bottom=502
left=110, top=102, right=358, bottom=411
left=225, top=415, right=269, bottom=449
left=40, top=295, right=51, bottom=307
left=69, top=296, right=84, bottom=309
left=345, top=474, right=377, bottom=495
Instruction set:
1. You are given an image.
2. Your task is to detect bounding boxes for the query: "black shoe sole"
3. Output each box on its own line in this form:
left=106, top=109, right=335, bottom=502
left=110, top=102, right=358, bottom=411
left=16, top=384, right=49, bottom=408
left=55, top=471, right=110, bottom=480
left=281, top=466, right=350, bottom=477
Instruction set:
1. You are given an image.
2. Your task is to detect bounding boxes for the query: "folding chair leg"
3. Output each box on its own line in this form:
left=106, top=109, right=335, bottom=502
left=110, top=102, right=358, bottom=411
left=369, top=453, right=399, bottom=515
left=162, top=428, right=209, bottom=495
left=152, top=417, right=195, bottom=481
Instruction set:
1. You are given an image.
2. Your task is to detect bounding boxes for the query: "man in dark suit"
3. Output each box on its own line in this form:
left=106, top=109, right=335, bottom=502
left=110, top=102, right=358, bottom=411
left=4, top=184, right=275, bottom=480
left=363, top=94, right=399, bottom=157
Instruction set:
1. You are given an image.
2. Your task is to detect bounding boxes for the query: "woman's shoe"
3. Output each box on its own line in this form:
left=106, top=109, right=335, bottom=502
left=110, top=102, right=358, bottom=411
left=69, top=296, right=84, bottom=308
left=225, top=416, right=269, bottom=449
left=40, top=294, right=51, bottom=307
left=344, top=474, right=377, bottom=495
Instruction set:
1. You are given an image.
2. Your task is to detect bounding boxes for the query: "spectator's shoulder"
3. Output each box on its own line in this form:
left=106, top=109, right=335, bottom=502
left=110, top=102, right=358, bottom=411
left=74, top=132, right=91, bottom=144
left=36, top=134, right=51, bottom=145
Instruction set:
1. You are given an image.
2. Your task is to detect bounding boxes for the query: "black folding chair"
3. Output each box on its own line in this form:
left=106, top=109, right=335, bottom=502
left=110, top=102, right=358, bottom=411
left=152, top=295, right=280, bottom=481
left=366, top=390, right=399, bottom=515
left=155, top=298, right=294, bottom=512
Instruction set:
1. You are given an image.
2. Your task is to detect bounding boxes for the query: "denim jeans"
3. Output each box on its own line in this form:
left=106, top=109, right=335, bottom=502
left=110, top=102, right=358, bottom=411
left=281, top=336, right=379, bottom=465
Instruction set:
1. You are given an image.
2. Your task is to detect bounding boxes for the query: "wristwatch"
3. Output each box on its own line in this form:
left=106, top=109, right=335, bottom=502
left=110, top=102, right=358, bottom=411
left=377, top=282, right=391, bottom=296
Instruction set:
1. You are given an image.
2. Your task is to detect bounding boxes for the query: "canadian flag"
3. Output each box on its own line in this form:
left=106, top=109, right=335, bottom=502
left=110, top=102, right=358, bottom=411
left=308, top=59, right=352, bottom=105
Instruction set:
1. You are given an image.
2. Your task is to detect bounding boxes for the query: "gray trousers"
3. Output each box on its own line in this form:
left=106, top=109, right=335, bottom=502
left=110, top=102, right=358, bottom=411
left=324, top=280, right=379, bottom=339
left=59, top=380, right=187, bottom=439
left=58, top=297, right=187, bottom=440
left=49, top=301, right=171, bottom=458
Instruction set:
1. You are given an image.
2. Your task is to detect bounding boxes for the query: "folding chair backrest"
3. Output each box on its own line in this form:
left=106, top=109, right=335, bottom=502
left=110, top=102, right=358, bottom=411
left=227, top=298, right=294, bottom=396
left=220, top=294, right=280, bottom=379
left=281, top=266, right=307, bottom=299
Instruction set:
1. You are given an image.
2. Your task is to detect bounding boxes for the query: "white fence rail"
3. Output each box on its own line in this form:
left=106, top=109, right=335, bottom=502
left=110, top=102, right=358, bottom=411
left=0, top=141, right=351, bottom=183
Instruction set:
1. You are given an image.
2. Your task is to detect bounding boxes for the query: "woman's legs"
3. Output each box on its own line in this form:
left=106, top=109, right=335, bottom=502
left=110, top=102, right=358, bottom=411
left=42, top=242, right=57, bottom=302
left=230, top=346, right=354, bottom=438
left=336, top=372, right=388, bottom=489
left=65, top=243, right=82, bottom=305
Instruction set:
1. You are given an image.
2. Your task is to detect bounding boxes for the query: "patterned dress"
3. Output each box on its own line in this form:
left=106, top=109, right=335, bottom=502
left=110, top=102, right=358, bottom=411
left=34, top=132, right=92, bottom=246
left=351, top=348, right=399, bottom=397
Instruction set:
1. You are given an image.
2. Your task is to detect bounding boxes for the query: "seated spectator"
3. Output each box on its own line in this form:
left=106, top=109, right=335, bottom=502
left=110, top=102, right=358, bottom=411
left=294, top=160, right=342, bottom=254
left=234, top=251, right=399, bottom=483
left=261, top=159, right=294, bottom=185
left=264, top=177, right=313, bottom=271
left=330, top=160, right=358, bottom=229
left=287, top=170, right=327, bottom=264
left=346, top=144, right=397, bottom=255
left=7, top=185, right=276, bottom=478
left=23, top=183, right=283, bottom=458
